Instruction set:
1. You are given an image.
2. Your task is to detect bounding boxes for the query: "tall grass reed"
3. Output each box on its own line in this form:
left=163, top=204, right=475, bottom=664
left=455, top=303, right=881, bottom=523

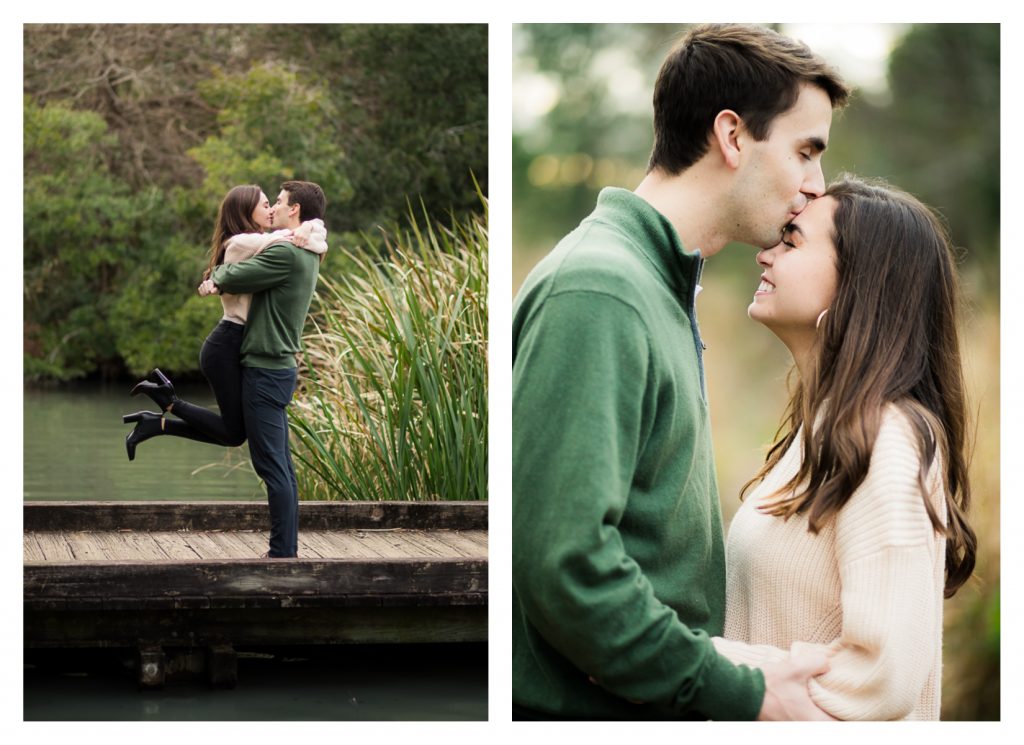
left=288, top=203, right=488, bottom=501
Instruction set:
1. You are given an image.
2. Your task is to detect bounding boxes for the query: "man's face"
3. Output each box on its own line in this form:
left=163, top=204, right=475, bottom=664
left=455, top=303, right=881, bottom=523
left=731, top=83, right=834, bottom=249
left=270, top=189, right=298, bottom=229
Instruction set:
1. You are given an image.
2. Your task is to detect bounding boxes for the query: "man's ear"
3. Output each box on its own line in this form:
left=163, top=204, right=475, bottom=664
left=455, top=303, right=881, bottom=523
left=711, top=110, right=743, bottom=170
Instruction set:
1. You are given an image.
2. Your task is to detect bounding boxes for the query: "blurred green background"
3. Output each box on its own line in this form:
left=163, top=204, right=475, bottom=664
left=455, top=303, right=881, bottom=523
left=512, top=23, right=999, bottom=721
left=24, top=23, right=488, bottom=383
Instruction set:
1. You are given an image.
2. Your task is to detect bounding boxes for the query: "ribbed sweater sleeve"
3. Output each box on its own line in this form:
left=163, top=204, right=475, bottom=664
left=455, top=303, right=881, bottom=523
left=808, top=412, right=942, bottom=719
left=717, top=408, right=944, bottom=720
left=222, top=219, right=328, bottom=264
left=711, top=636, right=789, bottom=667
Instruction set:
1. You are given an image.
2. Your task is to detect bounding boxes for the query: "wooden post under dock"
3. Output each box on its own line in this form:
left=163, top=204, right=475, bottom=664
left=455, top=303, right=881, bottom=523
left=24, top=501, right=487, bottom=688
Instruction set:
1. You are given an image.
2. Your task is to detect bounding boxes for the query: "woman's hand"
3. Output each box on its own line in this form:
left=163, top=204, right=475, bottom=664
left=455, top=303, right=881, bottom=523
left=197, top=279, right=220, bottom=296
left=291, top=221, right=314, bottom=248
left=758, top=644, right=838, bottom=720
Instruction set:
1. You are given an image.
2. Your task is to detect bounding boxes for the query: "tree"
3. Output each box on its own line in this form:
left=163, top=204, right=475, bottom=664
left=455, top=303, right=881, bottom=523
left=291, top=24, right=489, bottom=233
left=24, top=96, right=179, bottom=380
left=188, top=62, right=354, bottom=222
left=883, top=24, right=999, bottom=287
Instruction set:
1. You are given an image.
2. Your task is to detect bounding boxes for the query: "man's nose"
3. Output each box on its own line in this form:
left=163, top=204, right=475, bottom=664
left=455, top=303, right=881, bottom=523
left=803, top=161, right=826, bottom=199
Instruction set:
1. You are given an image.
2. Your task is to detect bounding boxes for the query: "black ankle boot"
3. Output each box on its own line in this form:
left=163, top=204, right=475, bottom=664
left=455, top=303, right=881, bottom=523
left=130, top=368, right=179, bottom=412
left=123, top=410, right=164, bottom=461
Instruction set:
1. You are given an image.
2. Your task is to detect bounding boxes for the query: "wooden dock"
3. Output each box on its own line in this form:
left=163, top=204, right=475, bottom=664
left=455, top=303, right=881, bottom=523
left=24, top=501, right=487, bottom=687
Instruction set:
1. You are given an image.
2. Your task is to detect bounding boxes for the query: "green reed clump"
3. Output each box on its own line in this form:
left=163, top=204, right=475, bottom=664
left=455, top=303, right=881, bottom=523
left=288, top=204, right=488, bottom=501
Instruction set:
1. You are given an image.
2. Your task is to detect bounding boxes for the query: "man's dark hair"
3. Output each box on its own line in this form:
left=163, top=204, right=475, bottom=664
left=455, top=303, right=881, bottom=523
left=281, top=180, right=327, bottom=222
left=648, top=24, right=851, bottom=175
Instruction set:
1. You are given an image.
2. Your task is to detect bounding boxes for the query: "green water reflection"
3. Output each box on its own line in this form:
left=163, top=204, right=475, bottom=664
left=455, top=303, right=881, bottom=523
left=24, top=382, right=263, bottom=501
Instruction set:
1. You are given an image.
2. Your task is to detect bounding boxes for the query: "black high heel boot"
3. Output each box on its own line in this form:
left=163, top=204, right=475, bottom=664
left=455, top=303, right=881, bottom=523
left=130, top=368, right=179, bottom=412
left=123, top=410, right=164, bottom=461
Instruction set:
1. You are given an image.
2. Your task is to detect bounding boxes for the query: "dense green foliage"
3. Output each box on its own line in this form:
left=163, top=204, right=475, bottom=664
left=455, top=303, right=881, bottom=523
left=289, top=205, right=488, bottom=501
left=189, top=64, right=353, bottom=210
left=23, top=97, right=199, bottom=379
left=24, top=23, right=487, bottom=381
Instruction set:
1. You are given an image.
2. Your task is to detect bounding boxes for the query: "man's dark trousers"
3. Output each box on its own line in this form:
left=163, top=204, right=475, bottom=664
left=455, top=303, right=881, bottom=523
left=242, top=366, right=299, bottom=557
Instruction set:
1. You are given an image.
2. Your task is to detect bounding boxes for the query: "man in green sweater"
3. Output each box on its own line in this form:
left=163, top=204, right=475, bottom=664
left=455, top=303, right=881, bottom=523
left=209, top=180, right=325, bottom=558
left=512, top=25, right=850, bottom=720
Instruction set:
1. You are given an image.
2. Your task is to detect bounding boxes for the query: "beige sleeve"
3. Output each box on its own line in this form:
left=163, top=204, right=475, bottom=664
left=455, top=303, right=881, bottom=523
left=300, top=218, right=329, bottom=255
left=806, top=409, right=943, bottom=720
left=710, top=636, right=789, bottom=668
left=222, top=230, right=294, bottom=264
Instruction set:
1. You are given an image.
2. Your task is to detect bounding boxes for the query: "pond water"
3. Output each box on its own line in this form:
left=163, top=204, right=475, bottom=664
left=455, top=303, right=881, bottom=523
left=24, top=381, right=263, bottom=501
left=24, top=643, right=488, bottom=721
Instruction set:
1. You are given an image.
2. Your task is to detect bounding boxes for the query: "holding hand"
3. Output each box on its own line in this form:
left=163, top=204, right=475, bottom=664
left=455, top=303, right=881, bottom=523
left=757, top=642, right=837, bottom=720
left=197, top=278, right=220, bottom=296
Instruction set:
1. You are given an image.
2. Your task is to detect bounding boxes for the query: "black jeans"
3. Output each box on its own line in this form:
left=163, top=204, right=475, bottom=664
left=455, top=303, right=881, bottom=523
left=242, top=366, right=299, bottom=558
left=163, top=320, right=247, bottom=447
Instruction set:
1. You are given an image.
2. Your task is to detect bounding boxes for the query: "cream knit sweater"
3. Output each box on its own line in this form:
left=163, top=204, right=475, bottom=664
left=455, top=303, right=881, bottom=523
left=713, top=406, right=947, bottom=720
left=218, top=219, right=328, bottom=325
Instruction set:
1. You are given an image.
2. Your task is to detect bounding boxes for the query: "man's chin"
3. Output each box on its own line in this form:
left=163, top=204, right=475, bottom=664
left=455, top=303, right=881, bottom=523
left=760, top=225, right=790, bottom=249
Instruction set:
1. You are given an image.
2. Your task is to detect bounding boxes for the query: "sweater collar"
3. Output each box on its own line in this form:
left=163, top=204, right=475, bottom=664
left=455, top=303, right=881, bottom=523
left=588, top=187, right=704, bottom=305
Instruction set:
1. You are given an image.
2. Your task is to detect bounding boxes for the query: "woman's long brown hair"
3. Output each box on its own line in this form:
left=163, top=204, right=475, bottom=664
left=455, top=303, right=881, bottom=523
left=203, top=185, right=264, bottom=281
left=743, top=175, right=977, bottom=598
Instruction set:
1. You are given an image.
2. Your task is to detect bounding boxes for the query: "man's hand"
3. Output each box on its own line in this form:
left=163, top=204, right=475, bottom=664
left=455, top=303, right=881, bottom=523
left=757, top=642, right=836, bottom=720
left=197, top=278, right=220, bottom=296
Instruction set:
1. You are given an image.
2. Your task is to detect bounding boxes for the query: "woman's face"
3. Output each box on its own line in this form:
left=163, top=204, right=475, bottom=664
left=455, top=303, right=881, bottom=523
left=748, top=195, right=838, bottom=336
left=251, top=191, right=272, bottom=230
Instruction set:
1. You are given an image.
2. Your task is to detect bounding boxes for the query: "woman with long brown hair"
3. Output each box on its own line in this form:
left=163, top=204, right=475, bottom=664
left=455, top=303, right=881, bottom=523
left=711, top=175, right=976, bottom=720
left=122, top=184, right=326, bottom=459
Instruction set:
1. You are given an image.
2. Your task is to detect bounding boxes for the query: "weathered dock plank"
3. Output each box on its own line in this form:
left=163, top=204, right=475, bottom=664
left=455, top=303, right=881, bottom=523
left=25, top=557, right=486, bottom=606
left=304, top=530, right=378, bottom=559
left=352, top=529, right=420, bottom=558
left=28, top=606, right=488, bottom=647
left=24, top=500, right=486, bottom=532
left=407, top=529, right=488, bottom=558
left=179, top=530, right=233, bottom=560
left=23, top=533, right=44, bottom=562
left=229, top=530, right=271, bottom=557
left=25, top=529, right=487, bottom=562
left=39, top=532, right=77, bottom=561
left=117, top=531, right=171, bottom=561
left=24, top=501, right=488, bottom=666
left=62, top=532, right=108, bottom=561
left=212, top=530, right=263, bottom=559
left=149, top=532, right=204, bottom=561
